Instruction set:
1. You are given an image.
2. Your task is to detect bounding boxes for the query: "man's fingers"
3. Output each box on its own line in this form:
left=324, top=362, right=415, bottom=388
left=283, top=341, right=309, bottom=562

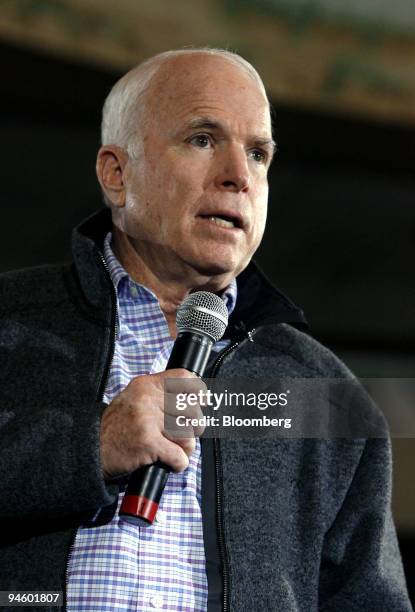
left=161, top=369, right=206, bottom=401
left=164, top=391, right=204, bottom=417
left=156, top=435, right=193, bottom=472
left=164, top=400, right=205, bottom=438
left=100, top=369, right=207, bottom=479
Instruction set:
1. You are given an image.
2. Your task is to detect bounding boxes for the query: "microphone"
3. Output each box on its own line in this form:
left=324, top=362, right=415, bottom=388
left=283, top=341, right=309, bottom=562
left=119, top=291, right=229, bottom=525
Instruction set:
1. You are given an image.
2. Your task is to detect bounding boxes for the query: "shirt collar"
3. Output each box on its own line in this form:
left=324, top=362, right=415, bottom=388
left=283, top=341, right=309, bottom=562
left=103, top=232, right=237, bottom=317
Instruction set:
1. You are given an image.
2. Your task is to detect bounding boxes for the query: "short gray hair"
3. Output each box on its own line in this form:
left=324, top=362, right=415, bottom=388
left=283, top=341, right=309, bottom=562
left=101, top=47, right=269, bottom=159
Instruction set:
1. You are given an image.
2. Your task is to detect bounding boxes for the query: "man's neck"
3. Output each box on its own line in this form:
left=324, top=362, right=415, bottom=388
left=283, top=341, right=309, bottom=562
left=111, top=227, right=232, bottom=338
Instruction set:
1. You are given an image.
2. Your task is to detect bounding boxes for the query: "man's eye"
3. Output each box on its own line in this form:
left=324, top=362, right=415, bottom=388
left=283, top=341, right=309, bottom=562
left=249, top=149, right=267, bottom=163
left=188, top=134, right=211, bottom=148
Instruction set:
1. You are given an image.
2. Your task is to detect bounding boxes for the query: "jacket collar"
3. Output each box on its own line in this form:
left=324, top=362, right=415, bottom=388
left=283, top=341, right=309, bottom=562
left=71, top=207, right=114, bottom=317
left=227, top=261, right=308, bottom=338
left=72, top=208, right=308, bottom=333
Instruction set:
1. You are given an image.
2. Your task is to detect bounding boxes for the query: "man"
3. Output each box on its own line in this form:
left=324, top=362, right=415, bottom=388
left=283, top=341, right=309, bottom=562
left=0, top=48, right=412, bottom=611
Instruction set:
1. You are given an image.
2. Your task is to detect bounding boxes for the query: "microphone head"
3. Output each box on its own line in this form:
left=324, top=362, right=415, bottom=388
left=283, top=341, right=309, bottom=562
left=176, top=291, right=229, bottom=342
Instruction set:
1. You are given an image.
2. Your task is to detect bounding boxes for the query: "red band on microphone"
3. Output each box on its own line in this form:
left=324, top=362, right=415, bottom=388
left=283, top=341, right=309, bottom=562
left=120, top=494, right=159, bottom=524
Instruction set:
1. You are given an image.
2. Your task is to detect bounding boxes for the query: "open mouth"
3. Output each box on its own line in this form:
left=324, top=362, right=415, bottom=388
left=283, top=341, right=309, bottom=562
left=199, top=214, right=242, bottom=229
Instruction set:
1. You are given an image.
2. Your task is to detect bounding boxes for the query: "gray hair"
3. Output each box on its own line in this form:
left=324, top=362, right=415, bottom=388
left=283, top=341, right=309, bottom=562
left=101, top=47, right=269, bottom=159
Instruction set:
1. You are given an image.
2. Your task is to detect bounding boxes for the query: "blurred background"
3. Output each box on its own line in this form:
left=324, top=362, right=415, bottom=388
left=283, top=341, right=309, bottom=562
left=0, top=0, right=414, bottom=600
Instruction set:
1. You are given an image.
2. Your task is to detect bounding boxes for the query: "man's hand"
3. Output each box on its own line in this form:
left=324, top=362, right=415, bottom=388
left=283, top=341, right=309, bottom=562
left=99, top=369, right=205, bottom=480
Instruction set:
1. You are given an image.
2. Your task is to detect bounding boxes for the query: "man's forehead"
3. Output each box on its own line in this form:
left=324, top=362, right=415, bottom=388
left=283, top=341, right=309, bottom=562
left=144, top=55, right=271, bottom=132
left=147, top=53, right=267, bottom=106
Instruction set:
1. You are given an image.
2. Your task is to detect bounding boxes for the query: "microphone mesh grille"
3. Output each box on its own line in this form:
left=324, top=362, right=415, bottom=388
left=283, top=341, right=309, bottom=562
left=176, top=291, right=228, bottom=341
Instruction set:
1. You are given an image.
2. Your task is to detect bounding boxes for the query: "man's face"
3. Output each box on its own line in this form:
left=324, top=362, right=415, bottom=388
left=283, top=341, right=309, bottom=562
left=118, top=54, right=274, bottom=287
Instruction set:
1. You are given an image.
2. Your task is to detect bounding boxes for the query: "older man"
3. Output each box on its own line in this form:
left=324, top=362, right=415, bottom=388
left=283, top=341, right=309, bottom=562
left=0, top=49, right=412, bottom=612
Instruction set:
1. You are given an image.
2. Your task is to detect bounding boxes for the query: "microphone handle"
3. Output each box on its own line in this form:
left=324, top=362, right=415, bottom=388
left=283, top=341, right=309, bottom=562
left=119, top=331, right=213, bottom=525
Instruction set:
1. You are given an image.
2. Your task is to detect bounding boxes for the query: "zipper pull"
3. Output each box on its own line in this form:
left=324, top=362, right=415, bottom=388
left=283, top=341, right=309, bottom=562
left=232, top=321, right=255, bottom=343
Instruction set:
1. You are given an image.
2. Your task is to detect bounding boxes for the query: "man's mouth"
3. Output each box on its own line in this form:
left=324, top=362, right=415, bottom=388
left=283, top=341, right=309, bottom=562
left=198, top=213, right=243, bottom=230
left=207, top=215, right=236, bottom=229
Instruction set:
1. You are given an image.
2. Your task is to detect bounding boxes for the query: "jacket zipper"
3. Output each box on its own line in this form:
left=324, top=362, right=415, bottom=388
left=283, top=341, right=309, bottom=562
left=209, top=328, right=256, bottom=612
left=63, top=252, right=119, bottom=610
left=96, top=253, right=119, bottom=399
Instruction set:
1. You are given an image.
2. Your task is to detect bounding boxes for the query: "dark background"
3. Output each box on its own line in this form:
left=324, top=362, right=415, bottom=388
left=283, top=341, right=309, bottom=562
left=1, top=40, right=414, bottom=600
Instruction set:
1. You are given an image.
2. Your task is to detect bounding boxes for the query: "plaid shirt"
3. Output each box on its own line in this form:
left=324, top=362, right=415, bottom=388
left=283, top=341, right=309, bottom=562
left=66, top=233, right=236, bottom=612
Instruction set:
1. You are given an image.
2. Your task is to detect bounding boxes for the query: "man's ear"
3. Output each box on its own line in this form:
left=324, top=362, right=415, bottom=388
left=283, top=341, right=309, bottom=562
left=96, top=145, right=129, bottom=208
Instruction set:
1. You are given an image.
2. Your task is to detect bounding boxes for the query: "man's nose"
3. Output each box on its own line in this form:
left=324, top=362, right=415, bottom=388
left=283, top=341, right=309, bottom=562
left=214, top=145, right=250, bottom=193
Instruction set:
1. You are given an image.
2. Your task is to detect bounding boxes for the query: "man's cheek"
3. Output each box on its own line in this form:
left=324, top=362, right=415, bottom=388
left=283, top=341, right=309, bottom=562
left=252, top=211, right=267, bottom=250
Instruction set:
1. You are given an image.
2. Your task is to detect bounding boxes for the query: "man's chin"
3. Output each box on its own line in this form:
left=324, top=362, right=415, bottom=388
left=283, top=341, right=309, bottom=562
left=188, top=256, right=246, bottom=287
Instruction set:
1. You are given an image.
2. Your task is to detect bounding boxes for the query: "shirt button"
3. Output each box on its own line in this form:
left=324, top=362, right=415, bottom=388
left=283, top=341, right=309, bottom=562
left=130, top=285, right=139, bottom=298
left=155, top=509, right=167, bottom=524
left=150, top=595, right=164, bottom=608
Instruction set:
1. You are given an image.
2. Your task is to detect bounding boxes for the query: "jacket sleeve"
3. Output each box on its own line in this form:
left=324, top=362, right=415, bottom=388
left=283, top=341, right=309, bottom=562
left=319, top=437, right=413, bottom=611
left=0, top=401, right=119, bottom=523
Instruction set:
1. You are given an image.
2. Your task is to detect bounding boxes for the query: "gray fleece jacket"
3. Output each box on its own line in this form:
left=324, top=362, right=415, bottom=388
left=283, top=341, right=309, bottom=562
left=0, top=209, right=412, bottom=611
